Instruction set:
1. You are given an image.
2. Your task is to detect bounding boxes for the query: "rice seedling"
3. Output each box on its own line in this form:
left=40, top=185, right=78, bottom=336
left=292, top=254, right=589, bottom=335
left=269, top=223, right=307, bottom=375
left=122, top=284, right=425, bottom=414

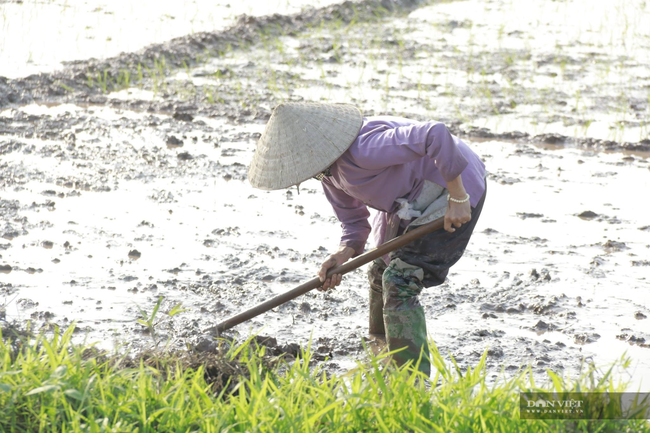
left=331, top=40, right=342, bottom=64
left=137, top=63, right=144, bottom=87
left=234, top=80, right=243, bottom=99
left=1, top=325, right=648, bottom=432
left=581, top=119, right=594, bottom=137
left=206, top=87, right=215, bottom=104
left=416, top=66, right=425, bottom=100
left=182, top=60, right=191, bottom=79
left=640, top=91, right=650, bottom=140
left=144, top=64, right=159, bottom=95
left=395, top=38, right=405, bottom=77
left=479, top=67, right=498, bottom=115
left=383, top=71, right=391, bottom=109
left=267, top=69, right=279, bottom=95
left=497, top=23, right=505, bottom=48
left=273, top=37, right=287, bottom=59
left=136, top=296, right=187, bottom=340
left=117, top=69, right=131, bottom=89
left=83, top=69, right=111, bottom=93
left=95, top=69, right=110, bottom=93
left=57, top=82, right=74, bottom=93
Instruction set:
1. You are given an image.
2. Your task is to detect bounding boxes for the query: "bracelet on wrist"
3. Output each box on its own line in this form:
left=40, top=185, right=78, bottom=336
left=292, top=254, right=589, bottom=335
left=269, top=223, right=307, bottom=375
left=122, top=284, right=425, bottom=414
left=447, top=193, right=470, bottom=204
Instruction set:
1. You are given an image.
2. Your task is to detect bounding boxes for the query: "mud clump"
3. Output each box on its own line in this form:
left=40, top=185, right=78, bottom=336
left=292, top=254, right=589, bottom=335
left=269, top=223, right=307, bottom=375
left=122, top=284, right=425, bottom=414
left=516, top=212, right=544, bottom=220
left=574, top=333, right=600, bottom=345
left=528, top=294, right=566, bottom=315
left=166, top=135, right=184, bottom=148
left=487, top=347, right=504, bottom=358
left=601, top=240, right=628, bottom=252
left=172, top=112, right=194, bottom=123
left=616, top=332, right=650, bottom=349
left=247, top=335, right=301, bottom=358
left=578, top=211, right=598, bottom=220
left=529, top=268, right=551, bottom=282
left=116, top=338, right=285, bottom=395
left=532, top=320, right=555, bottom=333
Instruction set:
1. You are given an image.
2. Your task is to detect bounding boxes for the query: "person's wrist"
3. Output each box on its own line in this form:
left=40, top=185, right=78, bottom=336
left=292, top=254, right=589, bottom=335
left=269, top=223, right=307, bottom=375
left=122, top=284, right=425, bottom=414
left=447, top=193, right=470, bottom=204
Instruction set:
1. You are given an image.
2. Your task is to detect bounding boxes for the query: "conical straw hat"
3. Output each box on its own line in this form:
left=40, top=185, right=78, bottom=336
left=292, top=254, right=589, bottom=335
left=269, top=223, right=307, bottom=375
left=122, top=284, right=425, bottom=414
left=248, top=102, right=362, bottom=190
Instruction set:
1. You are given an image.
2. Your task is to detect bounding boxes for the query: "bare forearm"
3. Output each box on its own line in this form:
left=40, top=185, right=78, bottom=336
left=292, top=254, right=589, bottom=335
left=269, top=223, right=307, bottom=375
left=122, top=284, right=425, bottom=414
left=446, top=175, right=467, bottom=200
left=444, top=174, right=472, bottom=233
left=335, top=245, right=356, bottom=260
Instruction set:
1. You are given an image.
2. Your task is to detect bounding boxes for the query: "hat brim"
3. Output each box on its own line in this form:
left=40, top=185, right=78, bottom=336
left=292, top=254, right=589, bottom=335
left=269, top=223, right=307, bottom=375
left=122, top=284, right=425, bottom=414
left=248, top=102, right=362, bottom=190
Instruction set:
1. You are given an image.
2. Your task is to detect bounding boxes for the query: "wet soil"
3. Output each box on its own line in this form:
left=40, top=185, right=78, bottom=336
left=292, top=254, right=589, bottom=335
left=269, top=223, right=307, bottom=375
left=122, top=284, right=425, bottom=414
left=0, top=0, right=344, bottom=79
left=1, top=0, right=649, bottom=387
left=2, top=0, right=648, bottom=149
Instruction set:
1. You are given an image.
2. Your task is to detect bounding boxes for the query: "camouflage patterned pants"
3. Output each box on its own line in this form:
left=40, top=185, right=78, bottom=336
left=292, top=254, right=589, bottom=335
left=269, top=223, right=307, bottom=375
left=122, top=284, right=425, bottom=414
left=367, top=182, right=487, bottom=375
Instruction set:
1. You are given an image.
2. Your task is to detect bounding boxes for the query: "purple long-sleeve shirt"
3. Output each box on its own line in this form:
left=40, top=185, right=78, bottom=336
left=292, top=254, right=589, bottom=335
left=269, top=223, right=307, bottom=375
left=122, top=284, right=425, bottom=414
left=322, top=116, right=486, bottom=256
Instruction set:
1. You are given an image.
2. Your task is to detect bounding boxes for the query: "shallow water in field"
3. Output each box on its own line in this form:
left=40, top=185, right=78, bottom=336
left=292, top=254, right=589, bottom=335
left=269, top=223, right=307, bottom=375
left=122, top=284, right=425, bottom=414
left=0, top=0, right=341, bottom=78
left=1, top=0, right=649, bottom=389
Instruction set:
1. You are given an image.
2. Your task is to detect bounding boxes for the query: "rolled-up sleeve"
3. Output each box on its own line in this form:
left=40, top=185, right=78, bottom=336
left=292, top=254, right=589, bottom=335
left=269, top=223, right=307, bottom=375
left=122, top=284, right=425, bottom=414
left=322, top=180, right=371, bottom=256
left=353, top=122, right=468, bottom=181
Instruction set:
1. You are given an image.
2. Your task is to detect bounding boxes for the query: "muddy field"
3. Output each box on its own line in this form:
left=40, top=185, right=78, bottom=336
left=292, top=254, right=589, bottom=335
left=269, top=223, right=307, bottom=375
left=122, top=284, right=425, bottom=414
left=0, top=0, right=344, bottom=79
left=1, top=0, right=649, bottom=388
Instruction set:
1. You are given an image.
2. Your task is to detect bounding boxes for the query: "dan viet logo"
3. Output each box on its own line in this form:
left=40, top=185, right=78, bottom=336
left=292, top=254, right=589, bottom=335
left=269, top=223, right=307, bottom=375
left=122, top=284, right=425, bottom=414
left=520, top=393, right=587, bottom=419
left=520, top=392, right=650, bottom=420
left=525, top=397, right=584, bottom=412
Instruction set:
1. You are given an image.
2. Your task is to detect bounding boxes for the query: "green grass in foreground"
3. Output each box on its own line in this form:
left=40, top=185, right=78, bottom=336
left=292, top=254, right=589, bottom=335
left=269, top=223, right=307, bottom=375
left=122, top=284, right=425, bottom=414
left=0, top=325, right=648, bottom=432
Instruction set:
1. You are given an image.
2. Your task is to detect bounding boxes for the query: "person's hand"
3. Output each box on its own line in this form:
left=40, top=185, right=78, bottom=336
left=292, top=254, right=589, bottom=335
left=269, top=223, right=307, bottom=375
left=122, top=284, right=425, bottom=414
left=318, top=246, right=355, bottom=291
left=444, top=175, right=471, bottom=233
left=444, top=199, right=471, bottom=233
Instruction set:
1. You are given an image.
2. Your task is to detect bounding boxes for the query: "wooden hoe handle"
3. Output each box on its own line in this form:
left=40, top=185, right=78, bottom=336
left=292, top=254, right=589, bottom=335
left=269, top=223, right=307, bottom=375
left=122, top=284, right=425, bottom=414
left=208, top=216, right=445, bottom=335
